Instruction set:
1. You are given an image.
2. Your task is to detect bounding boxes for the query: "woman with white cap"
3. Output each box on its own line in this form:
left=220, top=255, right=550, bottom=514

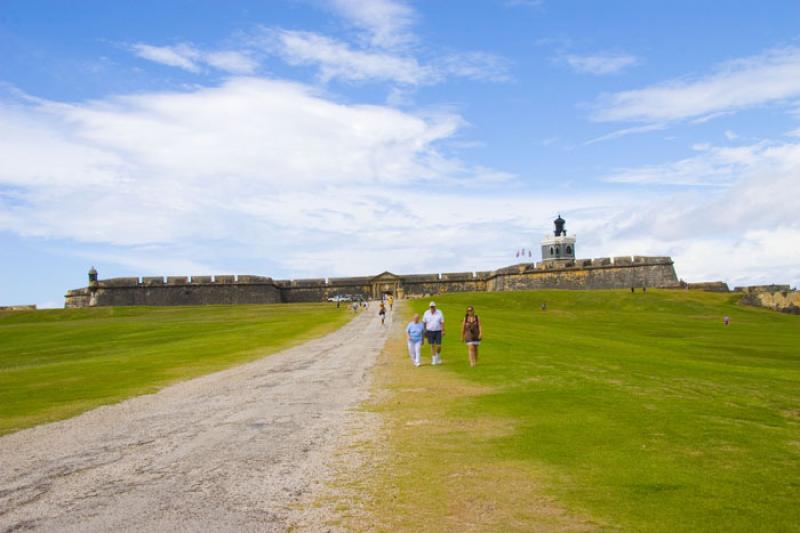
left=422, top=301, right=445, bottom=365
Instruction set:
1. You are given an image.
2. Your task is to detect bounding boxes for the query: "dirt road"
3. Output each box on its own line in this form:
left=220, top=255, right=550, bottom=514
left=0, top=307, right=391, bottom=532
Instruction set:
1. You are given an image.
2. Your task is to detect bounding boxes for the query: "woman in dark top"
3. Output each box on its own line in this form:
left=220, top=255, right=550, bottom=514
left=461, top=306, right=483, bottom=367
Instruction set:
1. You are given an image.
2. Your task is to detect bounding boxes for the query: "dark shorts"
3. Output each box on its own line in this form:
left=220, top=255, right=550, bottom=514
left=426, top=330, right=442, bottom=345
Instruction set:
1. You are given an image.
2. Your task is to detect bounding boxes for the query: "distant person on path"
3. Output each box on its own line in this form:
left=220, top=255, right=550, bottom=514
left=541, top=302, right=546, bottom=311
left=724, top=315, right=730, bottom=326
left=461, top=305, right=483, bottom=368
left=406, top=314, right=424, bottom=367
left=423, top=301, right=445, bottom=365
left=351, top=301, right=359, bottom=313
left=379, top=303, right=386, bottom=325
left=388, top=295, right=394, bottom=311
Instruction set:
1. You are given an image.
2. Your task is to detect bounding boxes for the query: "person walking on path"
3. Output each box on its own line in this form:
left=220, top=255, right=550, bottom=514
left=406, top=314, right=424, bottom=367
left=461, top=305, right=483, bottom=368
left=423, top=301, right=445, bottom=365
left=388, top=295, right=394, bottom=311
left=378, top=302, right=387, bottom=325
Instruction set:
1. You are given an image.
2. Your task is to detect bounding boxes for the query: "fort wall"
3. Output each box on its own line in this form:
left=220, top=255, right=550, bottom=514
left=64, top=256, right=681, bottom=308
left=738, top=287, right=800, bottom=315
left=65, top=275, right=282, bottom=308
left=487, top=257, right=678, bottom=291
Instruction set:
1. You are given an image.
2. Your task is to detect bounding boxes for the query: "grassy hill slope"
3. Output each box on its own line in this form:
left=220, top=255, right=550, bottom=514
left=0, top=304, right=350, bottom=435
left=358, top=290, right=799, bottom=531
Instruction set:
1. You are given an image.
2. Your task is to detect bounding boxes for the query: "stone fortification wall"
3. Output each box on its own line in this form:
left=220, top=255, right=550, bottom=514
left=487, top=256, right=679, bottom=291
left=686, top=281, right=730, bottom=292
left=276, top=276, right=372, bottom=303
left=0, top=305, right=37, bottom=311
left=64, top=256, right=680, bottom=308
left=65, top=275, right=281, bottom=308
left=400, top=273, right=488, bottom=297
left=734, top=284, right=791, bottom=293
left=738, top=288, right=800, bottom=315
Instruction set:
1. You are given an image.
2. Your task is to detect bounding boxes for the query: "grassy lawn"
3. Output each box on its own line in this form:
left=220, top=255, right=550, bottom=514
left=351, top=291, right=800, bottom=531
left=0, top=303, right=351, bottom=435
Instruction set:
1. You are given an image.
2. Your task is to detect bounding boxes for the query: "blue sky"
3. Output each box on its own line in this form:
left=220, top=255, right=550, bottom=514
left=2, top=0, right=799, bottom=307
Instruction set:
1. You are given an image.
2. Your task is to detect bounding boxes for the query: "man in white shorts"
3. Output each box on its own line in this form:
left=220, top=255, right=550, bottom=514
left=422, top=301, right=445, bottom=365
left=406, top=314, right=424, bottom=367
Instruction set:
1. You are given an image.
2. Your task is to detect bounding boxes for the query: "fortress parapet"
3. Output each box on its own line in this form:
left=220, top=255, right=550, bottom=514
left=65, top=272, right=285, bottom=308
left=65, top=255, right=680, bottom=308
left=63, top=215, right=684, bottom=307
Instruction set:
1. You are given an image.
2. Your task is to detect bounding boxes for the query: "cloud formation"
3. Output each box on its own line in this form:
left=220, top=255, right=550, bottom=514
left=599, top=139, right=800, bottom=285
left=328, top=0, right=417, bottom=50
left=593, top=46, right=800, bottom=123
left=131, top=43, right=258, bottom=74
left=604, top=142, right=770, bottom=186
left=562, top=52, right=638, bottom=75
left=267, top=29, right=434, bottom=84
left=0, top=79, right=524, bottom=274
left=262, top=29, right=511, bottom=86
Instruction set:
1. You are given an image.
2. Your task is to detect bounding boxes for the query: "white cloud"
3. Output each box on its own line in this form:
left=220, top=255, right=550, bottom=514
left=597, top=139, right=800, bottom=285
left=269, top=29, right=434, bottom=85
left=131, top=43, right=257, bottom=74
left=584, top=122, right=667, bottom=145
left=132, top=43, right=201, bottom=72
left=0, top=79, right=497, bottom=254
left=203, top=51, right=258, bottom=74
left=435, top=51, right=512, bottom=82
left=260, top=29, right=510, bottom=86
left=562, top=52, right=638, bottom=75
left=248, top=0, right=510, bottom=88
left=593, top=46, right=800, bottom=123
left=603, top=141, right=772, bottom=186
left=577, top=134, right=800, bottom=287
left=328, top=0, right=416, bottom=50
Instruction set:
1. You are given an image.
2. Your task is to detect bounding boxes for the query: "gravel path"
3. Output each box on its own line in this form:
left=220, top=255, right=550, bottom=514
left=0, top=308, right=391, bottom=532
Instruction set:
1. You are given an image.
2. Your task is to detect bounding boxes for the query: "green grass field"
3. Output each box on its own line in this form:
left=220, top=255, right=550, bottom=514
left=0, top=303, right=350, bottom=436
left=365, top=290, right=800, bottom=531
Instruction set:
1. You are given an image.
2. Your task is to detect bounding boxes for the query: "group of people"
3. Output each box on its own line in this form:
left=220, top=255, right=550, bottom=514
left=405, top=301, right=483, bottom=368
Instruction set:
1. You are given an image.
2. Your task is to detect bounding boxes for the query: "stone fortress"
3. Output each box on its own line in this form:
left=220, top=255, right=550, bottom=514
left=65, top=216, right=682, bottom=308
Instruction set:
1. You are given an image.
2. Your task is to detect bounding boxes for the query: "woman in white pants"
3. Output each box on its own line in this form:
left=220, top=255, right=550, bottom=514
left=406, top=314, right=424, bottom=367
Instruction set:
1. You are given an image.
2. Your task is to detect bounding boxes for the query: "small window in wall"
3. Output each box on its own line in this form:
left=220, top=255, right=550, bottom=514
left=566, top=246, right=572, bottom=254
left=555, top=246, right=560, bottom=255
left=550, top=247, right=554, bottom=255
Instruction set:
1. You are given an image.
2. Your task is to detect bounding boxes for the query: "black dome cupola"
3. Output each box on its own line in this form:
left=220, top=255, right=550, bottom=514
left=554, top=214, right=566, bottom=237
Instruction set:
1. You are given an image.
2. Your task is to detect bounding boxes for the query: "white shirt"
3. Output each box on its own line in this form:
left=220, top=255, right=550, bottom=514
left=422, top=309, right=444, bottom=331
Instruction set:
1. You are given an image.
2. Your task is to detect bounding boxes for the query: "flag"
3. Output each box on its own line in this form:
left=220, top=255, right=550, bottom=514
left=528, top=250, right=532, bottom=257
left=516, top=250, right=519, bottom=258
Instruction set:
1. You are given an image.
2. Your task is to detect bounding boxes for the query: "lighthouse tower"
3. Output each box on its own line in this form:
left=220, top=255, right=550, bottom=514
left=540, top=215, right=576, bottom=264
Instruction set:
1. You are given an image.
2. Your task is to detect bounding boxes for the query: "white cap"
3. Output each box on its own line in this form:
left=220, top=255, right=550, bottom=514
left=429, top=301, right=436, bottom=307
